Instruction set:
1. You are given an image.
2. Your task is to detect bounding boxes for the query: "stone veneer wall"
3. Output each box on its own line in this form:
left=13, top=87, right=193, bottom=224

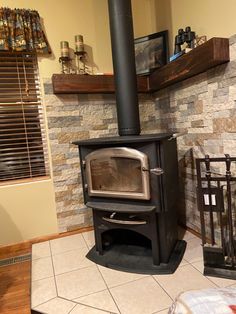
left=43, top=88, right=157, bottom=232
left=44, top=34, right=236, bottom=234
left=152, top=35, right=236, bottom=233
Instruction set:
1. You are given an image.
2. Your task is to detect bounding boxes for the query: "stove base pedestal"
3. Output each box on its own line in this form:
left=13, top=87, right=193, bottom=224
left=86, top=239, right=186, bottom=275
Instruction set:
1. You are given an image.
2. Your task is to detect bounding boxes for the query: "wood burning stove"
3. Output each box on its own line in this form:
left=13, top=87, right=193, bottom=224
left=73, top=134, right=186, bottom=273
left=73, top=0, right=186, bottom=273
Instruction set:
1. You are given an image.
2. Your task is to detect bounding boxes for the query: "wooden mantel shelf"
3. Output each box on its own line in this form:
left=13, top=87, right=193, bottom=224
left=52, top=38, right=229, bottom=95
left=52, top=74, right=149, bottom=94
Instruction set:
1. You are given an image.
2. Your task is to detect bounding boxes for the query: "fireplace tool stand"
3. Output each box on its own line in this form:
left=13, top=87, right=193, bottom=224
left=196, top=154, right=236, bottom=279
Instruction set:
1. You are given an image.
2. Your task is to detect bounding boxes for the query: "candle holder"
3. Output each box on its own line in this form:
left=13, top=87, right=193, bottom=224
left=74, top=50, right=87, bottom=74
left=59, top=56, right=72, bottom=74
left=74, top=35, right=90, bottom=74
left=59, top=41, right=72, bottom=74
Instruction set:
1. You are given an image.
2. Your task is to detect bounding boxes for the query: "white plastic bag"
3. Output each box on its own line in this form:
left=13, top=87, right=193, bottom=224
left=169, top=287, right=236, bottom=314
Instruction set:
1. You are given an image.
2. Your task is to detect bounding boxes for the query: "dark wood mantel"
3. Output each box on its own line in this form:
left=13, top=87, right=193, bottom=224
left=52, top=37, right=229, bottom=95
left=149, top=37, right=229, bottom=91
left=52, top=74, right=149, bottom=94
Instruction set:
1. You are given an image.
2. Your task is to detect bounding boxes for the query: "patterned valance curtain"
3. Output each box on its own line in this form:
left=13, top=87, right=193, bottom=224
left=0, top=7, right=51, bottom=53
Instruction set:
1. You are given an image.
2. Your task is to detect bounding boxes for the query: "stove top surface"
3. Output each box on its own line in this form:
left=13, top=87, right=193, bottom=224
left=73, top=133, right=174, bottom=146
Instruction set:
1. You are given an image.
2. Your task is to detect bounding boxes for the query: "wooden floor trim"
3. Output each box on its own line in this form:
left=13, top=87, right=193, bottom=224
left=0, top=223, right=201, bottom=260
left=178, top=222, right=201, bottom=239
left=0, top=225, right=94, bottom=260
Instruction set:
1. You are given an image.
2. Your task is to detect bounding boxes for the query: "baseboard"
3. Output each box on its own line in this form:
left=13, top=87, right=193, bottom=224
left=0, top=223, right=201, bottom=260
left=178, top=222, right=202, bottom=239
left=0, top=225, right=94, bottom=259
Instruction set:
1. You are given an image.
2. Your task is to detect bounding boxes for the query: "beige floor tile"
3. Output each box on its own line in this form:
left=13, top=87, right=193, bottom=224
left=98, top=264, right=148, bottom=288
left=50, top=234, right=87, bottom=255
left=179, top=258, right=189, bottom=267
left=31, top=277, right=57, bottom=308
left=34, top=297, right=76, bottom=314
left=32, top=241, right=51, bottom=260
left=183, top=237, right=203, bottom=263
left=110, top=276, right=172, bottom=314
left=153, top=264, right=216, bottom=299
left=70, top=304, right=109, bottom=314
left=32, top=257, right=54, bottom=281
left=178, top=227, right=197, bottom=241
left=192, top=260, right=236, bottom=287
left=52, top=247, right=94, bottom=275
left=153, top=308, right=170, bottom=314
left=75, top=289, right=119, bottom=313
left=56, top=266, right=107, bottom=300
left=82, top=230, right=95, bottom=248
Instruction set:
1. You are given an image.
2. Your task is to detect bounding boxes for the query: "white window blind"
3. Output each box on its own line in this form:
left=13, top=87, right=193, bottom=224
left=0, top=51, right=49, bottom=183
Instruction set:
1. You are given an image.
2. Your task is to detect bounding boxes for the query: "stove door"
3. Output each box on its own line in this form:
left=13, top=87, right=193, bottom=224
left=85, top=147, right=150, bottom=200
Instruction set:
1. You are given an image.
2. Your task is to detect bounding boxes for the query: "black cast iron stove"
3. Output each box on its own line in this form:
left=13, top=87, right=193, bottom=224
left=73, top=0, right=186, bottom=274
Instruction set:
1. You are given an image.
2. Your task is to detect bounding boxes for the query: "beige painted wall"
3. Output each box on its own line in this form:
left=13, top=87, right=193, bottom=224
left=0, top=0, right=156, bottom=245
left=156, top=0, right=236, bottom=54
left=2, top=0, right=156, bottom=78
left=1, top=0, right=236, bottom=245
left=0, top=180, right=58, bottom=245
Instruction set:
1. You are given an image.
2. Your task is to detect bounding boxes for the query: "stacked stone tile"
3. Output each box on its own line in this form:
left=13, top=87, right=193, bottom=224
left=152, top=35, right=236, bottom=233
left=44, top=34, right=236, bottom=234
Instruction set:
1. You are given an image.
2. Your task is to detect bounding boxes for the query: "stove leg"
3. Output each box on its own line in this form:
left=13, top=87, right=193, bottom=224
left=92, top=209, right=103, bottom=255
left=151, top=237, right=160, bottom=265
left=95, top=230, right=103, bottom=255
left=150, top=212, right=160, bottom=265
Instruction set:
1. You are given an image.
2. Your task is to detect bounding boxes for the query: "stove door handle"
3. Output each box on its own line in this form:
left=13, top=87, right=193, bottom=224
left=168, top=131, right=188, bottom=141
left=150, top=168, right=164, bottom=175
left=102, top=217, right=147, bottom=225
left=142, top=167, right=164, bottom=175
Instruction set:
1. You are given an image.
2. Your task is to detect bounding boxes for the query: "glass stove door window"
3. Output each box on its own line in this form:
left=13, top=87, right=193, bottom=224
left=90, top=157, right=143, bottom=193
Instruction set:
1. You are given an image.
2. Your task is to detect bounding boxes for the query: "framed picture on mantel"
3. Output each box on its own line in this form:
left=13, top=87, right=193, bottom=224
left=134, top=30, right=169, bottom=76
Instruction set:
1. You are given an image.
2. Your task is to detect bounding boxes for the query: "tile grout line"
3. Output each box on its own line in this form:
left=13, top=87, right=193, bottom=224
left=96, top=264, right=122, bottom=314
left=81, top=232, right=90, bottom=250
left=67, top=303, right=77, bottom=314
left=81, top=231, right=122, bottom=314
left=152, top=307, right=170, bottom=314
left=80, top=232, right=121, bottom=313
left=49, top=245, right=88, bottom=257
left=71, top=300, right=115, bottom=314
left=32, top=296, right=57, bottom=311
left=32, top=241, right=79, bottom=313
left=190, top=261, right=219, bottom=288
left=68, top=305, right=77, bottom=314
left=81, top=231, right=121, bottom=313
left=71, top=288, right=108, bottom=301
left=49, top=240, right=59, bottom=297
left=101, top=273, right=150, bottom=289
left=32, top=274, right=56, bottom=283
left=190, top=259, right=236, bottom=288
left=151, top=275, right=174, bottom=302
left=50, top=264, right=95, bottom=278
left=49, top=232, right=117, bottom=313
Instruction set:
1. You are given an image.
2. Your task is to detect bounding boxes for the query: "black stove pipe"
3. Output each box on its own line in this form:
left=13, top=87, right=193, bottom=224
left=108, top=0, right=140, bottom=136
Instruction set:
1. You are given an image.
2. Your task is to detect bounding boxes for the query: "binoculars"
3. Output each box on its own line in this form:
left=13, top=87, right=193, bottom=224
left=174, top=26, right=195, bottom=54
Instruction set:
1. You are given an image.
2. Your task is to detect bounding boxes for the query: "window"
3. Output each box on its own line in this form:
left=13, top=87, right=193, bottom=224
left=0, top=51, right=49, bottom=183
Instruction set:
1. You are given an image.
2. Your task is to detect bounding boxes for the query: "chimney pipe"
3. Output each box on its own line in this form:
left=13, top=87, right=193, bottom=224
left=108, top=0, right=140, bottom=136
